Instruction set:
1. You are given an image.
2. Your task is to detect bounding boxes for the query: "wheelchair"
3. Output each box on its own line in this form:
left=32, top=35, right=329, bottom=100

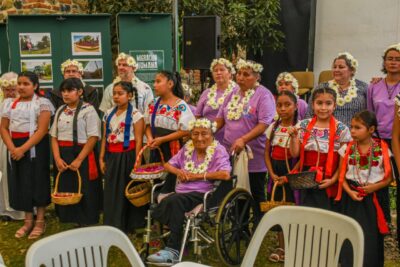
left=138, top=175, right=258, bottom=266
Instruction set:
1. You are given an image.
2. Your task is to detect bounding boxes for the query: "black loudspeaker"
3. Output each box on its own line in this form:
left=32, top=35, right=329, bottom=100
left=183, top=16, right=221, bottom=69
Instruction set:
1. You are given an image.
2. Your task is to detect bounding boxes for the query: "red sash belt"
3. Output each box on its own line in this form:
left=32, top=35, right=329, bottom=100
left=169, top=140, right=180, bottom=156
left=11, top=131, right=29, bottom=139
left=107, top=140, right=136, bottom=153
left=350, top=185, right=389, bottom=234
left=271, top=146, right=291, bottom=160
left=303, top=151, right=339, bottom=198
left=58, top=140, right=98, bottom=181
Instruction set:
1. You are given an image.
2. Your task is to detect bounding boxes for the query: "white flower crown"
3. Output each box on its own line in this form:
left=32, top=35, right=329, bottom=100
left=275, top=72, right=299, bottom=93
left=61, top=59, right=84, bottom=73
left=188, top=118, right=217, bottom=133
left=0, top=78, right=17, bottom=88
left=337, top=52, right=358, bottom=72
left=116, top=52, right=138, bottom=69
left=236, top=59, right=263, bottom=73
left=384, top=43, right=400, bottom=54
left=210, top=58, right=236, bottom=74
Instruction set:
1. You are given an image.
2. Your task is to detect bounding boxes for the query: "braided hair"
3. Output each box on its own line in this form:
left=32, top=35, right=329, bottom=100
left=311, top=86, right=337, bottom=103
left=269, top=90, right=298, bottom=143
left=352, top=110, right=381, bottom=139
left=114, top=81, right=138, bottom=108
left=158, top=70, right=184, bottom=99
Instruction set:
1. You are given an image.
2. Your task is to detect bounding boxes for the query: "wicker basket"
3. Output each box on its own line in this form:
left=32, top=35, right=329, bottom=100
left=51, top=170, right=83, bottom=206
left=285, top=127, right=320, bottom=190
left=260, top=182, right=294, bottom=213
left=125, top=180, right=151, bottom=207
left=130, top=145, right=167, bottom=180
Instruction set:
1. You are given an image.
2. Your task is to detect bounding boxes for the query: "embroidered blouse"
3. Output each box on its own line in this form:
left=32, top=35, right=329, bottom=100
left=103, top=107, right=143, bottom=143
left=50, top=103, right=100, bottom=143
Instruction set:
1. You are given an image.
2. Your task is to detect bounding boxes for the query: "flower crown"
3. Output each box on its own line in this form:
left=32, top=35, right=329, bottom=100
left=275, top=72, right=299, bottom=94
left=116, top=52, right=138, bottom=69
left=61, top=59, right=83, bottom=73
left=337, top=52, right=358, bottom=72
left=188, top=118, right=217, bottom=133
left=384, top=43, right=400, bottom=54
left=236, top=59, right=263, bottom=73
left=210, top=58, right=236, bottom=74
left=0, top=78, right=17, bottom=88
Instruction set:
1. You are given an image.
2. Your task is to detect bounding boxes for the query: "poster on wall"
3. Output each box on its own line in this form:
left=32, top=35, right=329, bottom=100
left=39, top=85, right=53, bottom=97
left=76, top=59, right=103, bottom=81
left=129, top=50, right=164, bottom=87
left=19, top=33, right=52, bottom=57
left=21, top=59, right=53, bottom=83
left=71, top=32, right=102, bottom=56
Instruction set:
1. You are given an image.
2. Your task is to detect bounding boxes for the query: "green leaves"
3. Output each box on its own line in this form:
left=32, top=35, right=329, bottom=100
left=88, top=0, right=284, bottom=60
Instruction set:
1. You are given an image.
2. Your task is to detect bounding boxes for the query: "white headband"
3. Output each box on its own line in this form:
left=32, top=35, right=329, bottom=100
left=210, top=58, right=235, bottom=74
left=337, top=52, right=358, bottom=72
left=188, top=118, right=217, bottom=133
left=61, top=59, right=83, bottom=73
left=116, top=52, right=138, bottom=70
left=275, top=72, right=299, bottom=94
left=236, top=59, right=263, bottom=73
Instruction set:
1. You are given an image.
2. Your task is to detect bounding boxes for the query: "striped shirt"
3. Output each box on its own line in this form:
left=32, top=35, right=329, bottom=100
left=305, top=79, right=368, bottom=127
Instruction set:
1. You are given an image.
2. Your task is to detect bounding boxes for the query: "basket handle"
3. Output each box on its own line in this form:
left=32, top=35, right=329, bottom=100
left=284, top=127, right=321, bottom=173
left=271, top=181, right=286, bottom=202
left=125, top=179, right=136, bottom=196
left=133, top=144, right=165, bottom=171
left=53, top=170, right=82, bottom=195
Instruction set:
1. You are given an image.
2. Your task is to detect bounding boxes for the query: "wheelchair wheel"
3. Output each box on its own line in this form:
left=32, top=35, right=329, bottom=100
left=215, top=188, right=257, bottom=266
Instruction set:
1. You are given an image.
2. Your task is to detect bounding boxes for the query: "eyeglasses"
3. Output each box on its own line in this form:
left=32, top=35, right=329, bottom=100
left=385, top=57, right=400, bottom=62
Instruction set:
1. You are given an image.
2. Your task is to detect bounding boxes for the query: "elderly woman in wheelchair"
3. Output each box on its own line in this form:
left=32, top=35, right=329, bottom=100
left=147, top=118, right=232, bottom=264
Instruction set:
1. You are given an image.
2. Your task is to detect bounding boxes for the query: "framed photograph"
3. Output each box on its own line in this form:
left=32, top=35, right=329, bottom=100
left=21, top=59, right=53, bottom=83
left=19, top=33, right=52, bottom=57
left=76, top=59, right=103, bottom=81
left=39, top=85, right=53, bottom=97
left=71, top=32, right=102, bottom=55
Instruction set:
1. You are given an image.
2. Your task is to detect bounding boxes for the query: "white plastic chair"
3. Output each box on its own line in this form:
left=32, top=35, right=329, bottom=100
left=25, top=225, right=145, bottom=267
left=175, top=206, right=364, bottom=267
left=242, top=206, right=364, bottom=267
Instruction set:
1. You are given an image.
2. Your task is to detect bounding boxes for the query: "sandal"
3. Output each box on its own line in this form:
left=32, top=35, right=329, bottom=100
left=15, top=219, right=33, bottom=238
left=28, top=220, right=46, bottom=239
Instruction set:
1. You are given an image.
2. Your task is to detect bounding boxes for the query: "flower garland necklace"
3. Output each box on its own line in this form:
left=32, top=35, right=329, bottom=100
left=328, top=79, right=358, bottom=106
left=206, top=81, right=235, bottom=109
left=184, top=140, right=218, bottom=174
left=226, top=88, right=256, bottom=120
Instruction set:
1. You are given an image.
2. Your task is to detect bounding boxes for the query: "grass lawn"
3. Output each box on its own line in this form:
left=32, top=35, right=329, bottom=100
left=0, top=205, right=399, bottom=266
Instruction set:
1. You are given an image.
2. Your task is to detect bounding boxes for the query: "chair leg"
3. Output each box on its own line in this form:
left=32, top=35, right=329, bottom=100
left=178, top=217, right=192, bottom=262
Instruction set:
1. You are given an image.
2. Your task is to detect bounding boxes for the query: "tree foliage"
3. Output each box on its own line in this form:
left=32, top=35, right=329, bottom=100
left=88, top=0, right=284, bottom=58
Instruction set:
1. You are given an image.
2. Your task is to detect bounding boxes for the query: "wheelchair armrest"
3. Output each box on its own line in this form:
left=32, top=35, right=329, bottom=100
left=151, top=181, right=166, bottom=204
left=203, top=187, right=217, bottom=212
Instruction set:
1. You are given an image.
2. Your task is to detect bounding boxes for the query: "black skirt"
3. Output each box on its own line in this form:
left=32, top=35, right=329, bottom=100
left=340, top=189, right=384, bottom=267
left=54, top=146, right=102, bottom=225
left=7, top=136, right=51, bottom=212
left=300, top=166, right=332, bottom=210
left=267, top=159, right=295, bottom=203
left=103, top=149, right=147, bottom=232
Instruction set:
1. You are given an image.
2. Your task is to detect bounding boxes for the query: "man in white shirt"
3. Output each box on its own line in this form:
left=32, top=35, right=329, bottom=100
left=99, top=52, right=154, bottom=115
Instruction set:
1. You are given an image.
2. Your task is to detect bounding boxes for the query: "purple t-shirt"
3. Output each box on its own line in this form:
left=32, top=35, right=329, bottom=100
left=217, top=85, right=276, bottom=172
left=188, top=104, right=196, bottom=115
left=297, top=98, right=308, bottom=120
left=367, top=79, right=400, bottom=139
left=195, top=86, right=237, bottom=142
left=169, top=142, right=231, bottom=194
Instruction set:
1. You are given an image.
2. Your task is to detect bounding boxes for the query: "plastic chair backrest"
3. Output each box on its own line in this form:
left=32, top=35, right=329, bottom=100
left=319, top=70, right=333, bottom=84
left=241, top=206, right=364, bottom=267
left=291, top=71, right=315, bottom=89
left=25, top=226, right=145, bottom=267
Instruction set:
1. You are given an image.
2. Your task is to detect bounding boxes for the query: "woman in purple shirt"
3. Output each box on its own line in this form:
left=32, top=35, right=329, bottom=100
left=195, top=58, right=237, bottom=142
left=147, top=118, right=231, bottom=264
left=216, top=59, right=276, bottom=220
left=368, top=43, right=400, bottom=226
left=275, top=72, right=308, bottom=120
